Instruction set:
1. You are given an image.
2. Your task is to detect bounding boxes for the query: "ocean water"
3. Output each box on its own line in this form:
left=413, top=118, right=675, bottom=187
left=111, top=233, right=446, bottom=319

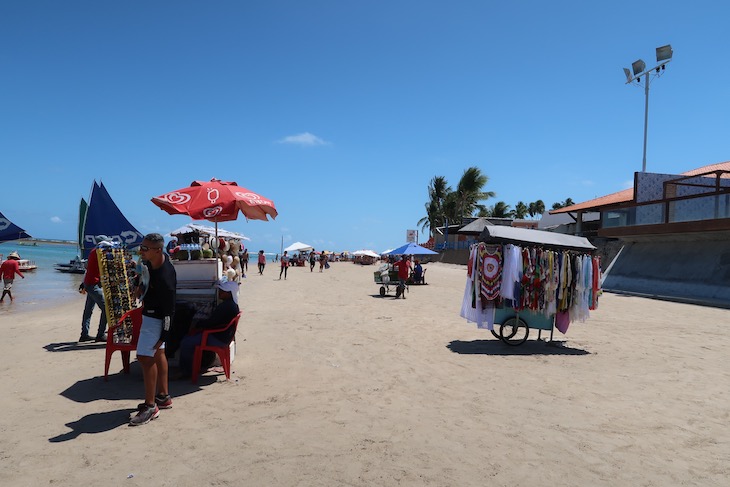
left=0, top=241, right=283, bottom=316
left=0, top=241, right=83, bottom=315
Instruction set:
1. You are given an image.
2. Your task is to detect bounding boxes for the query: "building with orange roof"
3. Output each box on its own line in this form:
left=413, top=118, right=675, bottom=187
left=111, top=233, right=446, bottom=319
left=550, top=160, right=730, bottom=308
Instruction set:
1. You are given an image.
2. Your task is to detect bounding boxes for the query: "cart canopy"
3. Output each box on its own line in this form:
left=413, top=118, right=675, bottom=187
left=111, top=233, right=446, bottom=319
left=479, top=226, right=595, bottom=251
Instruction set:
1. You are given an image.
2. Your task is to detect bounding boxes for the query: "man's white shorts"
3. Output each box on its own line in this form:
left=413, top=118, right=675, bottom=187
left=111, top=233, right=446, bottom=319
left=137, top=315, right=166, bottom=357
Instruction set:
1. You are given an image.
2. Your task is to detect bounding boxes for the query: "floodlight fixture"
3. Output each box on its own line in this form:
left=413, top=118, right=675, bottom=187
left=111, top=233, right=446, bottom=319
left=632, top=60, right=646, bottom=77
left=623, top=67, right=633, bottom=83
left=656, top=44, right=673, bottom=62
left=623, top=44, right=674, bottom=173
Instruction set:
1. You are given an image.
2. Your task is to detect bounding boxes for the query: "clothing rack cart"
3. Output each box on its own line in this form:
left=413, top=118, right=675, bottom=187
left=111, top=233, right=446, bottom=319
left=473, top=226, right=599, bottom=346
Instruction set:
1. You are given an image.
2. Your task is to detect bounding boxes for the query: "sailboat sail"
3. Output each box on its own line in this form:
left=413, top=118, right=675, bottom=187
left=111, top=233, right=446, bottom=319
left=82, top=182, right=144, bottom=259
left=77, top=197, right=88, bottom=256
left=0, top=210, right=32, bottom=243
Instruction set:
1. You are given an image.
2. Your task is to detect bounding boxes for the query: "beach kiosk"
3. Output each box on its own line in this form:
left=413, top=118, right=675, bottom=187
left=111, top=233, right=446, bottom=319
left=462, top=226, right=600, bottom=346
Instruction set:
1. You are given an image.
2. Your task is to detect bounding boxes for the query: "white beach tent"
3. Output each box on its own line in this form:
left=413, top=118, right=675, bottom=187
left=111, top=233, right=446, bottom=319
left=353, top=250, right=380, bottom=258
left=283, top=241, right=314, bottom=253
left=169, top=223, right=250, bottom=240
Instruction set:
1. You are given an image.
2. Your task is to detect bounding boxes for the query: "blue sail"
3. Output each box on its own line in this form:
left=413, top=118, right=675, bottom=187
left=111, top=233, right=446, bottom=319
left=0, top=211, right=32, bottom=243
left=82, top=182, right=144, bottom=258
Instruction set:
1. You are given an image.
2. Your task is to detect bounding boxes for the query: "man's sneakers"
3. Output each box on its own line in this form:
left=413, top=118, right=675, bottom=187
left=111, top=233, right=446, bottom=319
left=155, top=394, right=173, bottom=409
left=95, top=333, right=107, bottom=342
left=78, top=335, right=94, bottom=343
left=129, top=403, right=160, bottom=426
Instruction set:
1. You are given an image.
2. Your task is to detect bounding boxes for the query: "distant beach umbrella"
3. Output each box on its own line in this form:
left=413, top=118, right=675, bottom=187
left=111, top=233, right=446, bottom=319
left=385, top=242, right=438, bottom=256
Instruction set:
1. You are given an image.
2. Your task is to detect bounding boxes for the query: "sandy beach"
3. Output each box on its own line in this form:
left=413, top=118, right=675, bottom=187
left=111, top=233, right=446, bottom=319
left=0, top=260, right=728, bottom=486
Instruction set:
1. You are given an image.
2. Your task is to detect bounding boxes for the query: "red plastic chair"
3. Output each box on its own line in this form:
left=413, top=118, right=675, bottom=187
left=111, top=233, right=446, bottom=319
left=191, top=312, right=242, bottom=384
left=104, top=307, right=143, bottom=381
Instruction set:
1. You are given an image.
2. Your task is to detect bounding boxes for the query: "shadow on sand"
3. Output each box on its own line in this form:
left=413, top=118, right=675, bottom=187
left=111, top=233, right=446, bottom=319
left=51, top=365, right=217, bottom=442
left=446, top=339, right=590, bottom=356
left=44, top=341, right=106, bottom=352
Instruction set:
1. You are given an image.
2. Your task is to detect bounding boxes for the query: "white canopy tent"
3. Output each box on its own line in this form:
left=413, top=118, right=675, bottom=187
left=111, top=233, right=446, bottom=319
left=353, top=250, right=380, bottom=258
left=169, top=223, right=250, bottom=241
left=283, top=241, right=314, bottom=253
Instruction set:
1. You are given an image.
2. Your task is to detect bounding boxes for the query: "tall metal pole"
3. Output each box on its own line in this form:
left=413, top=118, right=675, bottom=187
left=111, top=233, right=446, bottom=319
left=642, top=73, right=650, bottom=172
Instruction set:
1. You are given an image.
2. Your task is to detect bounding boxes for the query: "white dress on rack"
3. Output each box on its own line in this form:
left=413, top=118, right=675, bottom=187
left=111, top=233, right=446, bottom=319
left=460, top=244, right=495, bottom=330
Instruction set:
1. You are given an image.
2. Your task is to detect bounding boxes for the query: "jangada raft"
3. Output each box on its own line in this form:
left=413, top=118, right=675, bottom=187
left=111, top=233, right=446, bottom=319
left=459, top=226, right=601, bottom=346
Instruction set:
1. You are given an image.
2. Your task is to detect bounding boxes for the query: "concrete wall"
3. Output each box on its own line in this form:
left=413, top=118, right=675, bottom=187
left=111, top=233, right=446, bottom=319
left=436, top=249, right=469, bottom=265
left=602, top=238, right=730, bottom=308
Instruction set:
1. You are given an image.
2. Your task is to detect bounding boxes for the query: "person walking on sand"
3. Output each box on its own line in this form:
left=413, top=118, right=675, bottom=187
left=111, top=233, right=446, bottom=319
left=392, top=255, right=410, bottom=299
left=130, top=233, right=176, bottom=426
left=309, top=249, right=317, bottom=272
left=78, top=236, right=113, bottom=342
left=240, top=248, right=249, bottom=276
left=257, top=250, right=266, bottom=275
left=279, top=251, right=290, bottom=280
left=0, top=251, right=24, bottom=303
left=319, top=251, right=328, bottom=272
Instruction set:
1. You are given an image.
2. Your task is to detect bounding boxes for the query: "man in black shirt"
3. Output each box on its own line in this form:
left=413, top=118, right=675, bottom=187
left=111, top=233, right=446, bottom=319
left=130, top=233, right=176, bottom=426
left=172, top=279, right=240, bottom=380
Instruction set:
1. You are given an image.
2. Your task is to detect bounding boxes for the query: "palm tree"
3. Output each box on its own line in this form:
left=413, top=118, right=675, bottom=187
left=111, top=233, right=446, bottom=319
left=485, top=201, right=513, bottom=218
left=551, top=197, right=575, bottom=210
left=514, top=201, right=528, bottom=219
left=533, top=199, right=545, bottom=218
left=527, top=200, right=545, bottom=219
left=453, top=167, right=495, bottom=223
left=417, top=176, right=451, bottom=236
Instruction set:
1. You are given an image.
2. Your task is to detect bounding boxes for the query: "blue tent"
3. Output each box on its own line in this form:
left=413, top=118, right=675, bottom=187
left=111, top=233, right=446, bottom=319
left=386, top=242, right=438, bottom=256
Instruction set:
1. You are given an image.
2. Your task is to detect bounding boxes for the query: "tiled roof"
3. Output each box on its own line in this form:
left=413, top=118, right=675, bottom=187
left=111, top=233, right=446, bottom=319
left=550, top=161, right=730, bottom=214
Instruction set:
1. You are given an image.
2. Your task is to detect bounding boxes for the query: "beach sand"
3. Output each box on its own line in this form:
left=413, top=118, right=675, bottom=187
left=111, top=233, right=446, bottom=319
left=0, top=261, right=728, bottom=486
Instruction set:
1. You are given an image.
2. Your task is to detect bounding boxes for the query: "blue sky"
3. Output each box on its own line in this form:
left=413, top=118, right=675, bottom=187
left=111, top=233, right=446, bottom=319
left=2, top=1, right=728, bottom=253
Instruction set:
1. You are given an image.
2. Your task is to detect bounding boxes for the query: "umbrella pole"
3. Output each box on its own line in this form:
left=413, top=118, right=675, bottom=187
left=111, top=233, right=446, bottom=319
left=215, top=219, right=220, bottom=280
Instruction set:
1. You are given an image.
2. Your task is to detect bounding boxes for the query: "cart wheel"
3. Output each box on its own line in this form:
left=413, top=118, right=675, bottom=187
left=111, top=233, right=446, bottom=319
left=379, top=286, right=386, bottom=297
left=500, top=318, right=529, bottom=346
left=490, top=330, right=501, bottom=340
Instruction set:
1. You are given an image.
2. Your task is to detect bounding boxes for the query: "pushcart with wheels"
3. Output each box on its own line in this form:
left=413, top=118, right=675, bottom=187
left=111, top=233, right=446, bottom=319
left=374, top=270, right=408, bottom=297
left=490, top=307, right=556, bottom=346
left=473, top=225, right=598, bottom=346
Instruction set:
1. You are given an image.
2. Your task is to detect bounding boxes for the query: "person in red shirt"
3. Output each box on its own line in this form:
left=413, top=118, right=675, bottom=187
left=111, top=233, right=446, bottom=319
left=0, top=251, right=25, bottom=302
left=392, top=255, right=411, bottom=299
left=78, top=236, right=111, bottom=342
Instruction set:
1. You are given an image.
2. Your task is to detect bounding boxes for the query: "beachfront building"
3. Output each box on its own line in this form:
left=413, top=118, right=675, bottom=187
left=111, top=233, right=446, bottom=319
left=551, top=160, right=730, bottom=308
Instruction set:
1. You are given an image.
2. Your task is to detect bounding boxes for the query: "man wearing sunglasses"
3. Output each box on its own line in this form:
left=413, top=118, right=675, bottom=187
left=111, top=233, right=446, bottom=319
left=130, top=233, right=177, bottom=426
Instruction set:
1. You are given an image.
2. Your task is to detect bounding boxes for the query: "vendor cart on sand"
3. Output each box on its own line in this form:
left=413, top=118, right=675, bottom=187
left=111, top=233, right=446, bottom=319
left=475, top=225, right=597, bottom=346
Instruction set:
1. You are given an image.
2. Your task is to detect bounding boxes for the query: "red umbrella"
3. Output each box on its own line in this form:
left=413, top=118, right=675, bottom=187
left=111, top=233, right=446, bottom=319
left=151, top=178, right=278, bottom=222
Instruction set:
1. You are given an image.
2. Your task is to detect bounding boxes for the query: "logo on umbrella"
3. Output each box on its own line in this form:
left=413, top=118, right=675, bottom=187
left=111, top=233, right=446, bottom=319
left=203, top=206, right=223, bottom=218
left=236, top=192, right=270, bottom=205
left=207, top=188, right=220, bottom=204
left=0, top=218, right=9, bottom=231
left=162, top=192, right=191, bottom=205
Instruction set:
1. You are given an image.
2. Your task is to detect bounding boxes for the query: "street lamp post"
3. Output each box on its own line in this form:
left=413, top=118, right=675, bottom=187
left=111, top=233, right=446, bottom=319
left=623, top=44, right=673, bottom=172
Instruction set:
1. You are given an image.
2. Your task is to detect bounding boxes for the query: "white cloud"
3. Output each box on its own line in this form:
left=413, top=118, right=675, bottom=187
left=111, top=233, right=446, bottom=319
left=622, top=179, right=634, bottom=189
left=277, top=132, right=329, bottom=147
left=50, top=216, right=62, bottom=223
left=580, top=180, right=594, bottom=186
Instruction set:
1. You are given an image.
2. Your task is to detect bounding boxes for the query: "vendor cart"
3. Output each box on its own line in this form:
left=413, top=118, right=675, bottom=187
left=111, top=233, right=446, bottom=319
left=374, top=268, right=408, bottom=297
left=490, top=307, right=556, bottom=346
left=475, top=225, right=598, bottom=346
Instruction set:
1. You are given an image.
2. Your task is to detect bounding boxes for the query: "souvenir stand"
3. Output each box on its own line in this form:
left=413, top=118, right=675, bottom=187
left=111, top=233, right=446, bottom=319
left=460, top=226, right=600, bottom=346
left=170, top=227, right=222, bottom=322
left=97, top=246, right=137, bottom=344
